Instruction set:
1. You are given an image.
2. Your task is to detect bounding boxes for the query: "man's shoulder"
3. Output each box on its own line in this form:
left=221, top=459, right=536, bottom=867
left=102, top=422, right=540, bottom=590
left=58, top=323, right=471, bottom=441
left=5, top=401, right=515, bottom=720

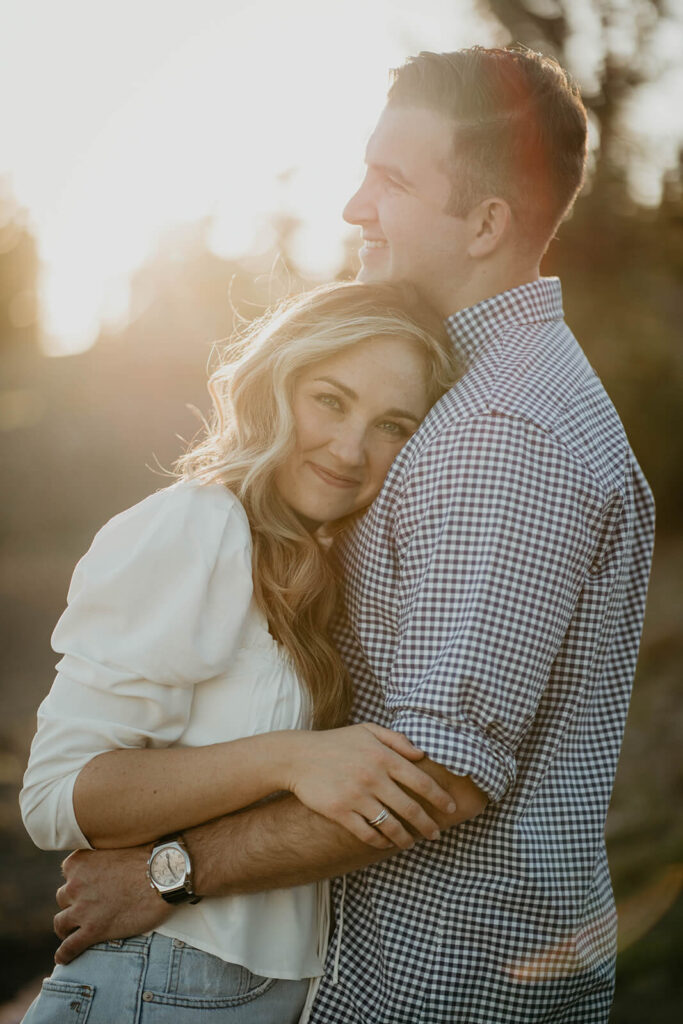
left=402, top=318, right=632, bottom=498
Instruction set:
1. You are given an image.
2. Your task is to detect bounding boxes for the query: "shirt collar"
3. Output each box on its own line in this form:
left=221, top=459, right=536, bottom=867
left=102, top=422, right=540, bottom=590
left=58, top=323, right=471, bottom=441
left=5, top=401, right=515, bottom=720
left=445, top=277, right=564, bottom=372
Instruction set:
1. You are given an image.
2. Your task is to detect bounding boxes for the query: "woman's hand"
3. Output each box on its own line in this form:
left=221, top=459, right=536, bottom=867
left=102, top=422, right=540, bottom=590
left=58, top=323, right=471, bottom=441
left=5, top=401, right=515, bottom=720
left=282, top=723, right=457, bottom=850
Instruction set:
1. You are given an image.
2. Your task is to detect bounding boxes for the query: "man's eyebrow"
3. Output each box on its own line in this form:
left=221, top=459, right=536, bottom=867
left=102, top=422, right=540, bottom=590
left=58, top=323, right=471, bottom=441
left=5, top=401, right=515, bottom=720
left=314, top=377, right=422, bottom=423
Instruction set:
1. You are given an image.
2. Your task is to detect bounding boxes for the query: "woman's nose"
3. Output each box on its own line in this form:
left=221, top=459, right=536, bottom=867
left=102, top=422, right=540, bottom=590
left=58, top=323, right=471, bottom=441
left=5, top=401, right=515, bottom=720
left=327, top=423, right=367, bottom=467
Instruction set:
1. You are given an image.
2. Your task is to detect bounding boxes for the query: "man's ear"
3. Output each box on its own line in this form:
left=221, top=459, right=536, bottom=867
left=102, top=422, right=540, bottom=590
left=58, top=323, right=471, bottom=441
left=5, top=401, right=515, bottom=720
left=467, top=197, right=512, bottom=258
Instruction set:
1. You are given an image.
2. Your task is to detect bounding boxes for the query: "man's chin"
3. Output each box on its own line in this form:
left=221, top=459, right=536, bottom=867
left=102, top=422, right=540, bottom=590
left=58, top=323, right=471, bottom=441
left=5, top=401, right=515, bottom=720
left=356, top=262, right=390, bottom=284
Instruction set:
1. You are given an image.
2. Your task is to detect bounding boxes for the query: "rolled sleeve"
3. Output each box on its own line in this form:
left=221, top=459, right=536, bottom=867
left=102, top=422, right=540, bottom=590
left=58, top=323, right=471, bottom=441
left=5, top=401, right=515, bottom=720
left=385, top=416, right=604, bottom=802
left=20, top=482, right=254, bottom=850
left=392, top=712, right=515, bottom=802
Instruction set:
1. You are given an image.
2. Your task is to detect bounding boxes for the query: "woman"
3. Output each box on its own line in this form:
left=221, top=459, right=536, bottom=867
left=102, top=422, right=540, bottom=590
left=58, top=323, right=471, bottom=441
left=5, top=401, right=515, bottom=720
left=20, top=281, right=459, bottom=1024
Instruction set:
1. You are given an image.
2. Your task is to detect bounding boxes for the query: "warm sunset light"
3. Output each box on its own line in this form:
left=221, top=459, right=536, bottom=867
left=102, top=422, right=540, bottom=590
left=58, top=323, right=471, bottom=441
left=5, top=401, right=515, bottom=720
left=5, top=0, right=679, bottom=356
left=1, top=0, right=492, bottom=354
left=3, top=5, right=683, bottom=1022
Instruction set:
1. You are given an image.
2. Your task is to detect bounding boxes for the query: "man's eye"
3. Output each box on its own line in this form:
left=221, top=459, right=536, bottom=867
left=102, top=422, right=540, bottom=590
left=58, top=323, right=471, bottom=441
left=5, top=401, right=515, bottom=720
left=383, top=175, right=406, bottom=193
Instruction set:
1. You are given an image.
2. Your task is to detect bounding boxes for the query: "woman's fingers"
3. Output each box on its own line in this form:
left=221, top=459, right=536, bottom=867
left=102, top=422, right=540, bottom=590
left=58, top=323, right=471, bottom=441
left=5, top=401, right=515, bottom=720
left=358, top=723, right=457, bottom=815
left=370, top=810, right=415, bottom=850
left=344, top=812, right=394, bottom=850
left=375, top=785, right=442, bottom=840
left=360, top=723, right=424, bottom=761
left=393, top=758, right=456, bottom=815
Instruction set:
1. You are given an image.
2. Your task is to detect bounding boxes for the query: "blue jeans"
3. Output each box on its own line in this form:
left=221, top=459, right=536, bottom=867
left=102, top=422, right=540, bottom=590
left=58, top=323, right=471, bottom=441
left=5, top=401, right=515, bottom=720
left=22, top=933, right=309, bottom=1023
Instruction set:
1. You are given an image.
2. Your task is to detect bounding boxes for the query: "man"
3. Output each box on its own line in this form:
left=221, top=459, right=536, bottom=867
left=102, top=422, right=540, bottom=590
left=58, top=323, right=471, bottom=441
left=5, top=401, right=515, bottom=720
left=52, top=48, right=654, bottom=1022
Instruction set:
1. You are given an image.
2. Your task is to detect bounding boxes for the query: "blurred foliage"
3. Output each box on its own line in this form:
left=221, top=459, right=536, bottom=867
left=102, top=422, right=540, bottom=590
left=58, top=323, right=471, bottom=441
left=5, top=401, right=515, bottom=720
left=478, top=1, right=683, bottom=528
left=485, top=0, right=682, bottom=194
left=0, top=180, right=39, bottom=352
left=1, top=0, right=681, bottom=1019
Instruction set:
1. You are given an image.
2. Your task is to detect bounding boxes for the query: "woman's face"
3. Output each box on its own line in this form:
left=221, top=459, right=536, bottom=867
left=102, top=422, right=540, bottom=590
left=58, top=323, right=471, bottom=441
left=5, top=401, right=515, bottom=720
left=274, top=335, right=433, bottom=526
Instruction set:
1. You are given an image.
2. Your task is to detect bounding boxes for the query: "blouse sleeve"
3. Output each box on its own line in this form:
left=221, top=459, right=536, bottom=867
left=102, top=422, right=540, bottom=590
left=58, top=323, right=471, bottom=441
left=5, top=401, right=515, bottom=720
left=20, top=482, right=254, bottom=850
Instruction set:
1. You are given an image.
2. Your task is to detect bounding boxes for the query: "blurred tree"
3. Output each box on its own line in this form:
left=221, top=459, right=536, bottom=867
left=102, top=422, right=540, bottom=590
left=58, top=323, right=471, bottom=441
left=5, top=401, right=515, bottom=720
left=0, top=178, right=40, bottom=351
left=483, top=0, right=682, bottom=202
left=471, top=0, right=683, bottom=529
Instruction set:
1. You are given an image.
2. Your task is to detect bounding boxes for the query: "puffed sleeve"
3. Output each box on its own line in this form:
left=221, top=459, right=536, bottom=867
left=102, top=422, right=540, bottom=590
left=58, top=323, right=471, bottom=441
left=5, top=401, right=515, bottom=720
left=20, top=482, right=254, bottom=850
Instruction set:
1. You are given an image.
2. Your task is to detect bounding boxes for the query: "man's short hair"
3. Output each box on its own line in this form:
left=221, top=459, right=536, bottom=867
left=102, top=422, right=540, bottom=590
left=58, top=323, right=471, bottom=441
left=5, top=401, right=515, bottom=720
left=388, top=47, right=588, bottom=254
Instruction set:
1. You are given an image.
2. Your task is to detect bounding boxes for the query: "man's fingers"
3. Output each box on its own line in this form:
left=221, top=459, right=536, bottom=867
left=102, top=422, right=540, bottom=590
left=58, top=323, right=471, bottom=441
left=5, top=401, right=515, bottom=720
left=53, top=907, right=80, bottom=941
left=55, top=883, right=71, bottom=910
left=54, top=930, right=90, bottom=966
left=60, top=848, right=83, bottom=878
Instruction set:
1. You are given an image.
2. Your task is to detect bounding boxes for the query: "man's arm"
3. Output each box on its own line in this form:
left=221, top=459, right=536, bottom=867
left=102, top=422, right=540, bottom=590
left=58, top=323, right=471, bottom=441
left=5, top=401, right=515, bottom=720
left=54, top=757, right=486, bottom=964
left=379, top=416, right=602, bottom=799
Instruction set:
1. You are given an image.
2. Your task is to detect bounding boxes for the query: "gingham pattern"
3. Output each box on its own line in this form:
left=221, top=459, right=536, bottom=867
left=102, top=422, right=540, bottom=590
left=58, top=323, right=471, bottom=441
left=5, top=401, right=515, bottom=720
left=311, top=278, right=655, bottom=1023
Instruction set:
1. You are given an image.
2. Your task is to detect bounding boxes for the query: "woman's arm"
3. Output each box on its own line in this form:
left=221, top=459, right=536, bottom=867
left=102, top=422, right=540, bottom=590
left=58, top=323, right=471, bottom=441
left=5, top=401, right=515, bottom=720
left=73, top=723, right=458, bottom=850
left=54, top=760, right=488, bottom=966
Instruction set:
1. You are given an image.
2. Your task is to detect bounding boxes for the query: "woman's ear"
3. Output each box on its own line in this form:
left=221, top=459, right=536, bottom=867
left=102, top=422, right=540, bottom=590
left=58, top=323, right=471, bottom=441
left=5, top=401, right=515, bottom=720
left=467, top=197, right=512, bottom=258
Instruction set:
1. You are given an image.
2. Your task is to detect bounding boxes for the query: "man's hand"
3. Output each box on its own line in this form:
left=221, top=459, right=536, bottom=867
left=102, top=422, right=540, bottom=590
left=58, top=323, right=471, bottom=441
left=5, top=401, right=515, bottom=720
left=53, top=845, right=170, bottom=965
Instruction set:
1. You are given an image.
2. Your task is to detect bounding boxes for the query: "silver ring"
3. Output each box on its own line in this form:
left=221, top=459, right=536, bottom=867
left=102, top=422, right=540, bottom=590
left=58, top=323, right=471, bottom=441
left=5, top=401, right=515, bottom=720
left=366, top=807, right=390, bottom=828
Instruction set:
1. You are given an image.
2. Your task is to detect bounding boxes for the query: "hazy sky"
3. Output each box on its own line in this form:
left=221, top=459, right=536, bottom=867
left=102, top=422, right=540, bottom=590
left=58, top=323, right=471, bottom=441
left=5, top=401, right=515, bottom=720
left=1, top=0, right=491, bottom=352
left=1, top=0, right=681, bottom=354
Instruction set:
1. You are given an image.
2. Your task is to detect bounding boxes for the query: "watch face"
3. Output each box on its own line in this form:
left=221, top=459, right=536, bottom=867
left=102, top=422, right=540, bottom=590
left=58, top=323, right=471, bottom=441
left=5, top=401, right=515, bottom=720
left=150, top=846, right=186, bottom=888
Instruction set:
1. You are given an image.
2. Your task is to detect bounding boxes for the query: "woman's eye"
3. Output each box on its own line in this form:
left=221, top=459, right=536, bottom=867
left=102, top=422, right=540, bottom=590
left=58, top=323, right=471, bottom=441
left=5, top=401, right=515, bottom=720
left=315, top=393, right=342, bottom=411
left=378, top=420, right=409, bottom=438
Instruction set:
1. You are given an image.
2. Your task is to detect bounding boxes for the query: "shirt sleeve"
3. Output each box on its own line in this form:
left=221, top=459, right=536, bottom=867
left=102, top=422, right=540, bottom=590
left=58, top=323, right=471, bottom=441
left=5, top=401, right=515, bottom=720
left=386, top=415, right=604, bottom=803
left=20, top=482, right=254, bottom=850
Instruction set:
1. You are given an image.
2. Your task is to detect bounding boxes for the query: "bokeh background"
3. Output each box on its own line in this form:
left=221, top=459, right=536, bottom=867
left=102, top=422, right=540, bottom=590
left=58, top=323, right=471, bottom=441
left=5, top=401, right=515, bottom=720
left=1, top=1, right=681, bottom=1020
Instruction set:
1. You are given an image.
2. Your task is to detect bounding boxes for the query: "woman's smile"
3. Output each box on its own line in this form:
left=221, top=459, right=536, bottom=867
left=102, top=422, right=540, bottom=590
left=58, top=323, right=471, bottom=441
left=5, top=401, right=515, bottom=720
left=307, top=461, right=362, bottom=488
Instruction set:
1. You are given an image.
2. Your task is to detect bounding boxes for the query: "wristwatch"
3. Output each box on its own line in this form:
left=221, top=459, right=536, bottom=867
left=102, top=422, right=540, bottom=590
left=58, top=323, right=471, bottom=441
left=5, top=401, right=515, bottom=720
left=146, top=835, right=202, bottom=905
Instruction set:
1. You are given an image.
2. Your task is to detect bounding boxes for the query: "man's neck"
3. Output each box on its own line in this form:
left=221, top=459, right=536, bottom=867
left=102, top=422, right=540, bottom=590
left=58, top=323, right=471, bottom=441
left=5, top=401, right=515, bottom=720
left=435, top=261, right=542, bottom=320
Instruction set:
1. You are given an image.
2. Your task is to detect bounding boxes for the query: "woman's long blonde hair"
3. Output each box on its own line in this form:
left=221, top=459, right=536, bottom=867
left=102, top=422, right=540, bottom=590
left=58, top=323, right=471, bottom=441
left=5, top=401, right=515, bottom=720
left=176, top=281, right=458, bottom=729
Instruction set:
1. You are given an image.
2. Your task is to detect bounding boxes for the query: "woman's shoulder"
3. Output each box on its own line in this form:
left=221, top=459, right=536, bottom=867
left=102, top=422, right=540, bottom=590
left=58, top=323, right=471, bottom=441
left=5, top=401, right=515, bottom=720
left=90, top=480, right=252, bottom=562
left=67, top=480, right=254, bottom=615
left=56, top=479, right=256, bottom=685
left=112, top=478, right=248, bottom=532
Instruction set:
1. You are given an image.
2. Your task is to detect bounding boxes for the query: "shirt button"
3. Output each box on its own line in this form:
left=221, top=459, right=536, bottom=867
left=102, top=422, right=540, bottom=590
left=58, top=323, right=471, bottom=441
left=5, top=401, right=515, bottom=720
left=142, top=991, right=154, bottom=1002
left=172, top=938, right=185, bottom=948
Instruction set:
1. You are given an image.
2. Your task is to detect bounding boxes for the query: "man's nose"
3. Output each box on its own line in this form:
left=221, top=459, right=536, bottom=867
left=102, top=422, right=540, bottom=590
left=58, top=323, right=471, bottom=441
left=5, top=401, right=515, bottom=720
left=343, top=174, right=375, bottom=226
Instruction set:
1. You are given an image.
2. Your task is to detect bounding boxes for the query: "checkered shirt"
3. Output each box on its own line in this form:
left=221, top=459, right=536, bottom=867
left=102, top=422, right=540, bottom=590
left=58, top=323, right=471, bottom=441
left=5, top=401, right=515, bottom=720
left=310, top=278, right=655, bottom=1023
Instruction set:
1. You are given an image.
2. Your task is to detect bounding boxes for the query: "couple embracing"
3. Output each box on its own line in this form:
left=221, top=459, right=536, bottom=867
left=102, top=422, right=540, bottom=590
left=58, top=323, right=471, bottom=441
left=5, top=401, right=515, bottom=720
left=20, top=47, right=654, bottom=1024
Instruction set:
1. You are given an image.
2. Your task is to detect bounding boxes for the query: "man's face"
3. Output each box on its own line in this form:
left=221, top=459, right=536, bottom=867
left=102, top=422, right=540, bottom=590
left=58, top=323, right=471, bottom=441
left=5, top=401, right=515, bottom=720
left=343, top=104, right=469, bottom=315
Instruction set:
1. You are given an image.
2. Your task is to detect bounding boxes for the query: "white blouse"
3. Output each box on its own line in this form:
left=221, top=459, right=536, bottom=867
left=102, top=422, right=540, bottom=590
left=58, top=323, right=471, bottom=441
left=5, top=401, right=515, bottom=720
left=20, top=481, right=326, bottom=981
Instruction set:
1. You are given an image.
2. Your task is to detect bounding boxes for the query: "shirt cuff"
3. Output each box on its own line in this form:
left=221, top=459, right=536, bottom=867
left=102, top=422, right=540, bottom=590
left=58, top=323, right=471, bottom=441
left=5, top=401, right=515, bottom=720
left=391, top=710, right=516, bottom=804
left=20, top=766, right=94, bottom=852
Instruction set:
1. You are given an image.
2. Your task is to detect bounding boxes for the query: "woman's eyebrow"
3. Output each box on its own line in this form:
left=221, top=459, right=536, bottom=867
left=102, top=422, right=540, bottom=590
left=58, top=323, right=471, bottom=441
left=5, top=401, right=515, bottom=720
left=383, top=408, right=422, bottom=424
left=313, top=376, right=357, bottom=400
